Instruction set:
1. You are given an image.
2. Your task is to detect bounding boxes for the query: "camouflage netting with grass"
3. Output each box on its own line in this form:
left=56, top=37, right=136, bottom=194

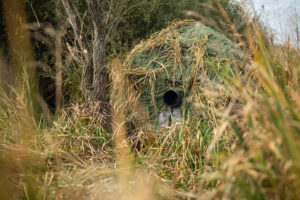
left=122, top=20, right=247, bottom=122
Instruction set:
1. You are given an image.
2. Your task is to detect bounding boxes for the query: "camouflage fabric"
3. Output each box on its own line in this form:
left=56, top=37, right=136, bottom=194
left=123, top=21, right=246, bottom=121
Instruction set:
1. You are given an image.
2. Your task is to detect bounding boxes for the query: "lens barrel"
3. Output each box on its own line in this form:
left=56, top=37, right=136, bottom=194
left=163, top=90, right=182, bottom=107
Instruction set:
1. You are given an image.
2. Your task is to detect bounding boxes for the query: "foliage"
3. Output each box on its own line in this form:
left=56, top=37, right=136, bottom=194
left=110, top=0, right=249, bottom=54
left=0, top=3, right=8, bottom=54
left=1, top=0, right=250, bottom=57
left=0, top=0, right=251, bottom=110
left=1, top=23, right=300, bottom=198
left=2, top=1, right=300, bottom=200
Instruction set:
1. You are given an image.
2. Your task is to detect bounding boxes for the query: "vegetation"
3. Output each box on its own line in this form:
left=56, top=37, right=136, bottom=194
left=1, top=0, right=300, bottom=199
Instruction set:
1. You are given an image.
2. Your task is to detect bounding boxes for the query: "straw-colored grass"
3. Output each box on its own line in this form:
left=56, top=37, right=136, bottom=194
left=1, top=5, right=300, bottom=200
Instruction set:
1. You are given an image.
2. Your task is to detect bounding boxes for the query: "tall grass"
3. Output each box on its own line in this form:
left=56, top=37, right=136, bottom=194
left=1, top=1, right=300, bottom=200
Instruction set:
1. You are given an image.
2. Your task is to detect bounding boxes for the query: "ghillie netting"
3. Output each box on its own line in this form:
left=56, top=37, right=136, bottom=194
left=112, top=20, right=247, bottom=127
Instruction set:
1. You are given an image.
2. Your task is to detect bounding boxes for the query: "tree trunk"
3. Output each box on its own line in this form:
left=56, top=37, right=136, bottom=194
left=86, top=0, right=108, bottom=102
left=62, top=0, right=111, bottom=130
left=90, top=26, right=107, bottom=102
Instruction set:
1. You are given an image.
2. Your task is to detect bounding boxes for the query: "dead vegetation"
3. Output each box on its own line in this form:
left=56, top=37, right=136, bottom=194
left=1, top=2, right=300, bottom=200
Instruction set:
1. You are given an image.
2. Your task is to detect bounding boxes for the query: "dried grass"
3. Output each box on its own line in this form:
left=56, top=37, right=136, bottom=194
left=1, top=4, right=300, bottom=200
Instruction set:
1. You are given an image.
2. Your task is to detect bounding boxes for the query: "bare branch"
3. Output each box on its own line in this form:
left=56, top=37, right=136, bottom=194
left=61, top=0, right=89, bottom=64
left=106, top=1, right=146, bottom=41
left=62, top=0, right=93, bottom=99
left=62, top=0, right=144, bottom=102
